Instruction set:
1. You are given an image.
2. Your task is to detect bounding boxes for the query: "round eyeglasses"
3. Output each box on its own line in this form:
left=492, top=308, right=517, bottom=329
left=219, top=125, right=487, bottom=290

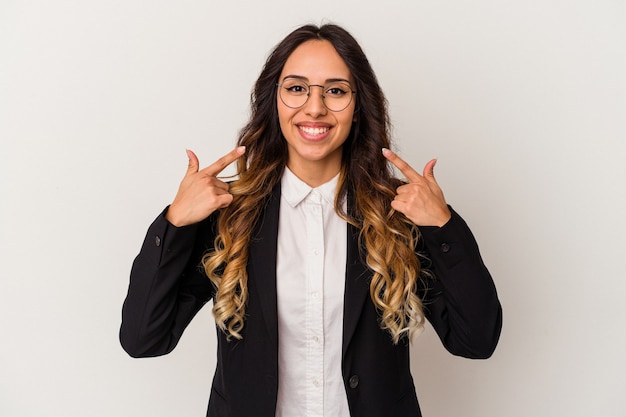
left=277, top=77, right=357, bottom=112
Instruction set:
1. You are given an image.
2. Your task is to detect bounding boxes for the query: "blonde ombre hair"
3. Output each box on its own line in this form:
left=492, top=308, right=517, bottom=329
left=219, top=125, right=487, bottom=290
left=203, top=24, right=427, bottom=344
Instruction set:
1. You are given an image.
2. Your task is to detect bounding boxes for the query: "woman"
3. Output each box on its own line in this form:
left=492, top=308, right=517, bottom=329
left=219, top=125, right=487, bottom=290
left=120, top=24, right=502, bottom=417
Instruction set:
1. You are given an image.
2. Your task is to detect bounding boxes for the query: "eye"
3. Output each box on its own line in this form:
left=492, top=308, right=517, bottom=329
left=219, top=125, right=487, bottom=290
left=282, top=80, right=308, bottom=95
left=325, top=83, right=350, bottom=97
left=286, top=85, right=305, bottom=93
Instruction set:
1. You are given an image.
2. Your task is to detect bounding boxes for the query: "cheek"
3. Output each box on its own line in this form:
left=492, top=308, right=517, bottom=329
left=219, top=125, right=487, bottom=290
left=277, top=107, right=289, bottom=131
left=277, top=105, right=298, bottom=131
left=339, top=111, right=356, bottom=130
left=277, top=113, right=294, bottom=142
left=277, top=100, right=289, bottom=121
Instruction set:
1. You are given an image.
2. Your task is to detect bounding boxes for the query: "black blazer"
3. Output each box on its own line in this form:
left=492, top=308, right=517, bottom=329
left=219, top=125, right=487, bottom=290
left=120, top=184, right=502, bottom=417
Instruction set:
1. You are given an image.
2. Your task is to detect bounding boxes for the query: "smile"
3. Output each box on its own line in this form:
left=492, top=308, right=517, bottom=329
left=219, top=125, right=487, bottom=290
left=298, top=126, right=330, bottom=136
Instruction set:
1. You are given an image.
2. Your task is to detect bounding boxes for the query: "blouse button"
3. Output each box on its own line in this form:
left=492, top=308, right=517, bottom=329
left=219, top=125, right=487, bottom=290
left=155, top=236, right=161, bottom=247
left=440, top=243, right=450, bottom=253
left=349, top=375, right=359, bottom=389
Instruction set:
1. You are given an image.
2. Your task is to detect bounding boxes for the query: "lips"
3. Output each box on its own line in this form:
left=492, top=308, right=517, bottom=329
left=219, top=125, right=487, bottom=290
left=296, top=123, right=333, bottom=143
left=298, top=125, right=330, bottom=136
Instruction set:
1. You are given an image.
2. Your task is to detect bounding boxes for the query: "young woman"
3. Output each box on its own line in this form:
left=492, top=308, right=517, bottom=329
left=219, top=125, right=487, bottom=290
left=120, top=24, right=502, bottom=417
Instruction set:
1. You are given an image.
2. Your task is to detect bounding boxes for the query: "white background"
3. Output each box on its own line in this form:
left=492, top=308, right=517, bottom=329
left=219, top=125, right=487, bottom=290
left=1, top=1, right=625, bottom=416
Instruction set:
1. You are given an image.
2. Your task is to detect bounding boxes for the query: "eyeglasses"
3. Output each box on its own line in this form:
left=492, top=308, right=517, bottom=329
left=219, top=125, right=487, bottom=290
left=277, top=77, right=356, bottom=112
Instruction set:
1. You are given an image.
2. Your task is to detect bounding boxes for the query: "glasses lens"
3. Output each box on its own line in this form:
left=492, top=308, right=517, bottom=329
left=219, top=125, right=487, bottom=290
left=279, top=79, right=309, bottom=109
left=322, top=81, right=353, bottom=112
left=279, top=78, right=355, bottom=112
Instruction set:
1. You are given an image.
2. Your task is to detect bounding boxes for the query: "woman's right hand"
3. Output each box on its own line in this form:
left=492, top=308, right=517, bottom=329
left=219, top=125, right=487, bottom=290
left=165, top=146, right=246, bottom=227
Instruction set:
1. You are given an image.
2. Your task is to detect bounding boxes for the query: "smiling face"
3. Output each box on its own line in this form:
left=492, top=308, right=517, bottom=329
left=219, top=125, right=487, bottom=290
left=277, top=40, right=356, bottom=187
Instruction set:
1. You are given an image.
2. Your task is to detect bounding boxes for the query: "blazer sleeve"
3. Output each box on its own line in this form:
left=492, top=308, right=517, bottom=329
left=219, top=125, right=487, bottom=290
left=418, top=206, right=503, bottom=359
left=119, top=208, right=217, bottom=358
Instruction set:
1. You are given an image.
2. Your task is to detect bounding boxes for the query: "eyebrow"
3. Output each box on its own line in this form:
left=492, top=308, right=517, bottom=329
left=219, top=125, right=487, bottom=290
left=281, top=74, right=352, bottom=84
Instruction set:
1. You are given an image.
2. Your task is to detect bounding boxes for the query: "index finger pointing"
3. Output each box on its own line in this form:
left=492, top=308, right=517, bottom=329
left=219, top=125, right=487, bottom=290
left=202, top=146, right=246, bottom=177
left=382, top=148, right=421, bottom=182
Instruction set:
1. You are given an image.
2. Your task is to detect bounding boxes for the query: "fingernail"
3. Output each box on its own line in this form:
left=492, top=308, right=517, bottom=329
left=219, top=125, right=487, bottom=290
left=382, top=148, right=391, bottom=156
left=237, top=146, right=246, bottom=154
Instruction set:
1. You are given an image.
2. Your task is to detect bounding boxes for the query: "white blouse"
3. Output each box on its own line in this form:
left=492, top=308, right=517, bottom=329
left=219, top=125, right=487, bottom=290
left=275, top=167, right=349, bottom=417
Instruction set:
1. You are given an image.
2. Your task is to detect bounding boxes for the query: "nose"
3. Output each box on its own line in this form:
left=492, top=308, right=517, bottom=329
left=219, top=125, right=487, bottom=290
left=303, top=85, right=327, bottom=117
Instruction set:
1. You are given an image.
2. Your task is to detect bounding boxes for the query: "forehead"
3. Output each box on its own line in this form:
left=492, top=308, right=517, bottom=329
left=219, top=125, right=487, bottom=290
left=280, top=40, right=353, bottom=83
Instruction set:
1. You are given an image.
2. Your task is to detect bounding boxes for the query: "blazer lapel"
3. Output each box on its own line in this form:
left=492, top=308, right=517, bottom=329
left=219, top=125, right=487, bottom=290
left=342, top=221, right=371, bottom=359
left=248, top=184, right=281, bottom=351
left=247, top=183, right=370, bottom=358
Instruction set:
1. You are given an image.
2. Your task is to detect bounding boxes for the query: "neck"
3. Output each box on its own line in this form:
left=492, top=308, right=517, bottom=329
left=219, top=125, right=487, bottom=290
left=287, top=159, right=341, bottom=188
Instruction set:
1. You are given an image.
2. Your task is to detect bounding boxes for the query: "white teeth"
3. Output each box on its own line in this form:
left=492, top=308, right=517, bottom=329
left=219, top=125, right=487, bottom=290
left=299, top=126, right=329, bottom=136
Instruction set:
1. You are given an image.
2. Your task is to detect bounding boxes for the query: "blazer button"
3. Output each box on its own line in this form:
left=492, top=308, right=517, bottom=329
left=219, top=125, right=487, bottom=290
left=155, top=236, right=161, bottom=247
left=349, top=375, right=359, bottom=389
left=440, top=243, right=450, bottom=253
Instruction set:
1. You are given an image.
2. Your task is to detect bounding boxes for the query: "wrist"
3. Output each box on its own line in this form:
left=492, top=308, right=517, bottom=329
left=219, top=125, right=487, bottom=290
left=165, top=205, right=186, bottom=227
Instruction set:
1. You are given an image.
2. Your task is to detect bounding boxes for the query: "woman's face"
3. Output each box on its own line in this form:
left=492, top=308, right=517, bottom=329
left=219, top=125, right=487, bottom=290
left=277, top=39, right=356, bottom=186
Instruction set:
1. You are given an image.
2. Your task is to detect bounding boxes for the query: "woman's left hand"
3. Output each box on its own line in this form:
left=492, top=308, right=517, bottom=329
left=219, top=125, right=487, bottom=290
left=382, top=148, right=452, bottom=227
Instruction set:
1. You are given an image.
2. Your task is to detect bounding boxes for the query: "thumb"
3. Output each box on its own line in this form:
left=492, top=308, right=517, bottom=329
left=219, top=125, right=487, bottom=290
left=423, top=158, right=438, bottom=180
left=185, top=149, right=200, bottom=174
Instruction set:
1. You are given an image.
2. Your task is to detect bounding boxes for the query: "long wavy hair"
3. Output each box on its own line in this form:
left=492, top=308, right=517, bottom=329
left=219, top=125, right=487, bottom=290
left=203, top=24, right=425, bottom=344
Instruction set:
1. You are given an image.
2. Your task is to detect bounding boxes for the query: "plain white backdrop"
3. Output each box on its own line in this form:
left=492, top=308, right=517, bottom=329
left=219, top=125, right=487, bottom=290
left=1, top=1, right=625, bottom=416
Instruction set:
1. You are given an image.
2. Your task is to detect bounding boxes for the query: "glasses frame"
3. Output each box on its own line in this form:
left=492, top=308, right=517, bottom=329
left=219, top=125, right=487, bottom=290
left=276, top=79, right=357, bottom=112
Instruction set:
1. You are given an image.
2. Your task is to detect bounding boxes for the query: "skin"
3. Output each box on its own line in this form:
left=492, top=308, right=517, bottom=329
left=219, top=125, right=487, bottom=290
left=166, top=147, right=245, bottom=227
left=382, top=148, right=451, bottom=227
left=166, top=41, right=451, bottom=229
left=276, top=40, right=357, bottom=187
